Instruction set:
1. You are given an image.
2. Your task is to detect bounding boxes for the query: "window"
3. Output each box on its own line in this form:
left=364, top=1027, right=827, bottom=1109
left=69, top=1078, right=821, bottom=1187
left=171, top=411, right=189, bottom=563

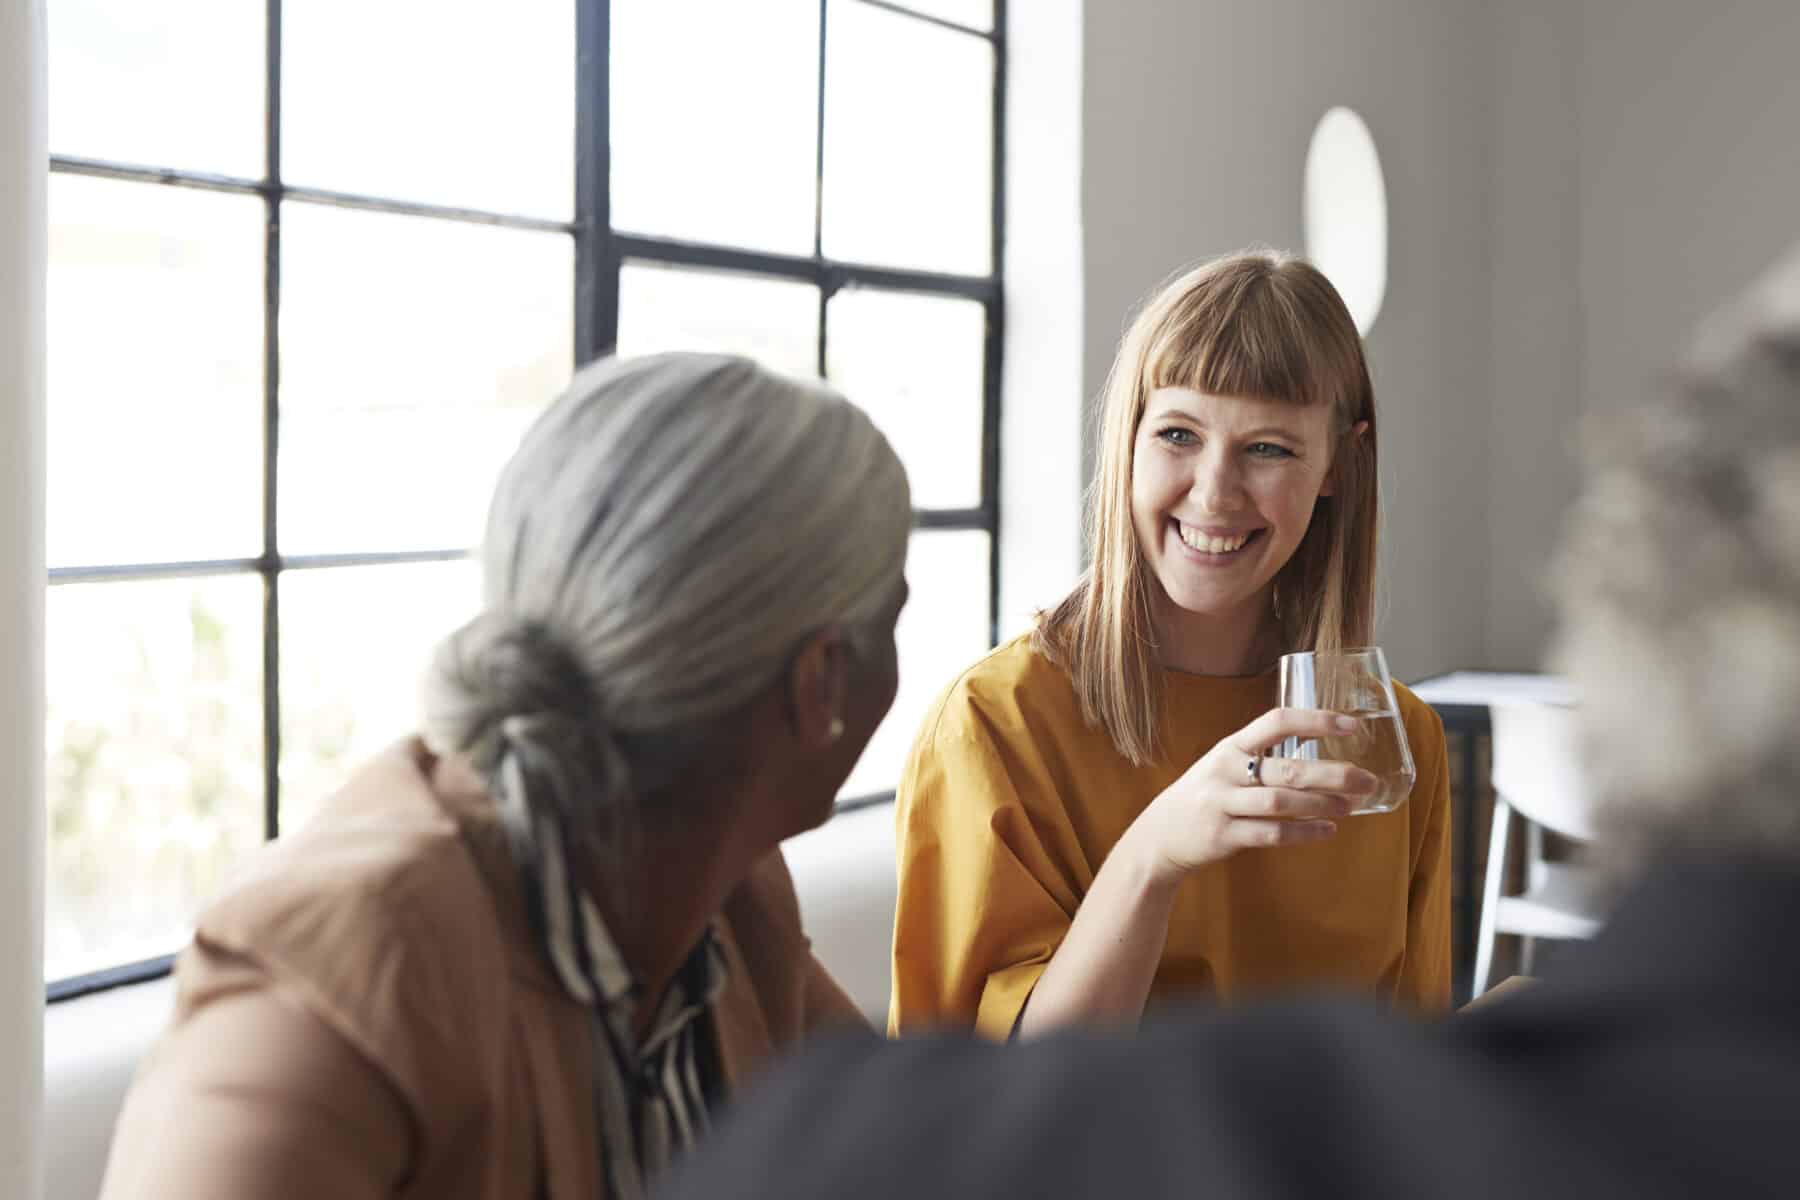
left=45, top=0, right=1004, bottom=996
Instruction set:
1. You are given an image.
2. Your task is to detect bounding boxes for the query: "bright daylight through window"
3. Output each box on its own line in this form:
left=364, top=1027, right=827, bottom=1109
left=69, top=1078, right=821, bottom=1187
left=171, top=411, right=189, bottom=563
left=44, top=0, right=1003, bottom=993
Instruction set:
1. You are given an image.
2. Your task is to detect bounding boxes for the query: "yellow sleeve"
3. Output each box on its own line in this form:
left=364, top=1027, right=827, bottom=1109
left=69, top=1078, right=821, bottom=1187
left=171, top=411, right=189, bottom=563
left=1396, top=699, right=1453, bottom=1013
left=889, top=689, right=1081, bottom=1040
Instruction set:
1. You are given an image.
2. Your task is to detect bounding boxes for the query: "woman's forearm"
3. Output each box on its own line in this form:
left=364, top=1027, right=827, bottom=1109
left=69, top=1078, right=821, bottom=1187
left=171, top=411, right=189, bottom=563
left=1015, top=828, right=1182, bottom=1037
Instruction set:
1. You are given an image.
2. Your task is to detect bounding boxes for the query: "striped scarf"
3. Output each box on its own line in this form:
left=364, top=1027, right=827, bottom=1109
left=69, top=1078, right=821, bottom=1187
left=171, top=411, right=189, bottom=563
left=495, top=749, right=726, bottom=1199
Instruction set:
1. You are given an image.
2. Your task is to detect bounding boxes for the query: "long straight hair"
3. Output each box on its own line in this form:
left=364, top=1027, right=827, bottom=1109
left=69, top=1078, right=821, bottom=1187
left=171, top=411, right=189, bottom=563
left=1035, top=250, right=1380, bottom=765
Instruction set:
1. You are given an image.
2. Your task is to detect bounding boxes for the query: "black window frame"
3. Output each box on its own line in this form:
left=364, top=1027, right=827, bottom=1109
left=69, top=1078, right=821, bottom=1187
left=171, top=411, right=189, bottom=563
left=45, top=0, right=1005, bottom=1001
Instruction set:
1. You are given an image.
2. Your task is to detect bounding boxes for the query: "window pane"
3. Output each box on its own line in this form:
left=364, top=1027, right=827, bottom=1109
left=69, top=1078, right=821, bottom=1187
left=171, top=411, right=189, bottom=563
left=828, top=288, right=985, bottom=509
left=48, top=175, right=264, bottom=568
left=823, top=0, right=993, bottom=274
left=612, top=0, right=819, bottom=254
left=279, top=204, right=573, bottom=555
left=842, top=530, right=991, bottom=799
left=878, top=1, right=993, bottom=32
left=279, top=561, right=482, bottom=833
left=617, top=263, right=820, bottom=380
left=284, top=0, right=574, bottom=218
left=45, top=575, right=265, bottom=982
left=49, top=0, right=265, bottom=175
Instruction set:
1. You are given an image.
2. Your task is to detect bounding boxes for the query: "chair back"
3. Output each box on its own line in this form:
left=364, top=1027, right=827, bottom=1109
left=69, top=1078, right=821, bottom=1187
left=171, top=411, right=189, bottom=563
left=1489, top=702, right=1601, bottom=842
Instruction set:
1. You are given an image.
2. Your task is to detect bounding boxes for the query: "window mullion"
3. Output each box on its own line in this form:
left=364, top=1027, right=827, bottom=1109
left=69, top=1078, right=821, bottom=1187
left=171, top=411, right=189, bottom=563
left=984, top=0, right=1007, bottom=647
left=575, top=0, right=619, bottom=364
left=815, top=0, right=830, bottom=377
left=262, top=0, right=285, bottom=840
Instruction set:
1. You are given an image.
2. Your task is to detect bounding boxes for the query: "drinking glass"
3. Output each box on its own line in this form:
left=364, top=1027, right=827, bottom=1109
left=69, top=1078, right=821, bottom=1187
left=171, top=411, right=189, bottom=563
left=1270, top=648, right=1415, bottom=815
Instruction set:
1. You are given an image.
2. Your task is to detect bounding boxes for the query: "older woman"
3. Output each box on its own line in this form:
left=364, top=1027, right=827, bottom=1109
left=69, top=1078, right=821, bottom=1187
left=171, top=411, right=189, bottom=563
left=659, top=246, right=1800, bottom=1199
left=98, top=352, right=912, bottom=1200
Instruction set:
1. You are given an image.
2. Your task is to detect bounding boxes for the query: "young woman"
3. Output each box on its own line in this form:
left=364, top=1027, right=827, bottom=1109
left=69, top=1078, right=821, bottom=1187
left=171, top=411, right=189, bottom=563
left=100, top=353, right=912, bottom=1200
left=890, top=251, right=1451, bottom=1039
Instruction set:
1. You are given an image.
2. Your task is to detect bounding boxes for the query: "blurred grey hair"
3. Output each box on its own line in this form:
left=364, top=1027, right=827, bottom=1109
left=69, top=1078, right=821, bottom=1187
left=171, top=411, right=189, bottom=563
left=1553, top=242, right=1800, bottom=867
left=419, top=352, right=910, bottom=910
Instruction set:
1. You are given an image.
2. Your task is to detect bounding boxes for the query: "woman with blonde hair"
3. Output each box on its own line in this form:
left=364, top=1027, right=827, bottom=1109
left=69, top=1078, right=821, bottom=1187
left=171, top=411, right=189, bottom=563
left=100, top=352, right=912, bottom=1200
left=891, top=250, right=1451, bottom=1038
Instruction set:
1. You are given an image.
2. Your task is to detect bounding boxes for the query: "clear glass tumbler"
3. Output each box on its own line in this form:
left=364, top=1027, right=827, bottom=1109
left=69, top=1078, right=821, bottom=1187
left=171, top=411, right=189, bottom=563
left=1271, top=647, right=1416, bottom=815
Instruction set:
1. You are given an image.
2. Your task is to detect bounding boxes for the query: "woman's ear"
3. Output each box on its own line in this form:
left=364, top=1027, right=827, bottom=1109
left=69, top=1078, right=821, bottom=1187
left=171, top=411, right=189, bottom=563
left=1319, top=420, right=1371, bottom=497
left=784, top=627, right=850, bottom=748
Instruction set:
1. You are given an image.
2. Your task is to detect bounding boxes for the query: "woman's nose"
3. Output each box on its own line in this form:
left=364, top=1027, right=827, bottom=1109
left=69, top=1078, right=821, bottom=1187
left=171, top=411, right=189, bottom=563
left=1191, top=450, right=1246, bottom=514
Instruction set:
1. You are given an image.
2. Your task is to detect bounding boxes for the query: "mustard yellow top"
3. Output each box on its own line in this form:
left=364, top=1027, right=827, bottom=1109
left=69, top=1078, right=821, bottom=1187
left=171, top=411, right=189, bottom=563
left=890, top=635, right=1452, bottom=1039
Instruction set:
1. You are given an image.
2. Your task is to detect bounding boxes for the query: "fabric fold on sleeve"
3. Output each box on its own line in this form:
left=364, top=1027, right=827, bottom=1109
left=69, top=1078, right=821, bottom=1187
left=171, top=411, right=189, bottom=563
left=890, top=683, right=1084, bottom=1040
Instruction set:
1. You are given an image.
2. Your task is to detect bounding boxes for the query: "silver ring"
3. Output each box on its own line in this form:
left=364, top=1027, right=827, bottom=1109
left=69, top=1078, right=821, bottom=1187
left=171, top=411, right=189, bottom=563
left=1246, top=756, right=1263, bottom=786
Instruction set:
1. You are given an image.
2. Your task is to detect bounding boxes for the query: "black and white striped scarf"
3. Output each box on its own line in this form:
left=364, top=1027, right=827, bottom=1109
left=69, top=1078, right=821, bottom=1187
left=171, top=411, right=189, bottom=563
left=495, top=746, right=726, bottom=1199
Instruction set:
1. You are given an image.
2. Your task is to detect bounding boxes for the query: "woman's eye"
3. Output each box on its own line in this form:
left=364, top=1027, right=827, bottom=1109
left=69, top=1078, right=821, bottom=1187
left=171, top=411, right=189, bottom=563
left=1247, top=441, right=1295, bottom=459
left=1156, top=427, right=1198, bottom=447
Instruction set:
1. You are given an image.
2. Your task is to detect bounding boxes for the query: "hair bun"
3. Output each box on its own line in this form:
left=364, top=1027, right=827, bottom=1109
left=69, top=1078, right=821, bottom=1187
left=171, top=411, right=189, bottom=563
left=421, top=612, right=602, bottom=771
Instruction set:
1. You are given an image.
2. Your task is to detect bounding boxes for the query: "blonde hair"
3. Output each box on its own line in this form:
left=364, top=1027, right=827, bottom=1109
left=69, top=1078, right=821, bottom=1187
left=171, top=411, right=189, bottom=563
left=1035, top=250, right=1379, bottom=765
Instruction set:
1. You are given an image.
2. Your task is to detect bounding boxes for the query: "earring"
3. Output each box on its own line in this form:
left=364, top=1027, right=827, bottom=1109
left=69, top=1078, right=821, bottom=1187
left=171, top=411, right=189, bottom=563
left=828, top=717, right=845, bottom=742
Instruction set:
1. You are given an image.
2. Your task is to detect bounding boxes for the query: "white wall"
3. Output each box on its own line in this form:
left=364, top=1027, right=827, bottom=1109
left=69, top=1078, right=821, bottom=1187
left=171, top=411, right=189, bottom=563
left=1483, top=0, right=1583, bottom=670
left=1577, top=0, right=1800, bottom=421
left=1082, top=0, right=1495, bottom=680
left=2, top=2, right=48, bottom=1198
left=1483, top=0, right=1800, bottom=668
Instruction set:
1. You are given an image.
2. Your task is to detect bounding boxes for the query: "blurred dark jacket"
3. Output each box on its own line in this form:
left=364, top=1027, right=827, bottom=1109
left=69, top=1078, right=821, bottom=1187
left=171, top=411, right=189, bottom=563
left=660, top=859, right=1800, bottom=1200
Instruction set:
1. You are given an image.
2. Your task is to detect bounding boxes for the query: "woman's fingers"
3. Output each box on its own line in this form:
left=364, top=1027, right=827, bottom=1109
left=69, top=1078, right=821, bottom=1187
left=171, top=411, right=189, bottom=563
left=1248, top=756, right=1380, bottom=796
left=1150, top=706, right=1388, bottom=872
left=1231, top=707, right=1361, bottom=756
left=1224, top=787, right=1357, bottom=820
left=1223, top=818, right=1338, bottom=849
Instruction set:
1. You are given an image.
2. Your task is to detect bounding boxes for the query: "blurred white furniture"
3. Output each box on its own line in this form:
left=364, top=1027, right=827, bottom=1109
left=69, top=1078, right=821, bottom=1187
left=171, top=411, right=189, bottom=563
left=1410, top=671, right=1575, bottom=1004
left=1472, top=701, right=1607, bottom=997
left=44, top=802, right=900, bottom=1200
left=1409, top=672, right=1577, bottom=710
left=780, top=801, right=899, bottom=1025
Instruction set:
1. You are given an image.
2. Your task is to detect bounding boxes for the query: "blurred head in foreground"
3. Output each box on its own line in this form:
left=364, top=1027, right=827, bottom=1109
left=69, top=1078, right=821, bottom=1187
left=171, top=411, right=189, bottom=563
left=1555, top=243, right=1800, bottom=871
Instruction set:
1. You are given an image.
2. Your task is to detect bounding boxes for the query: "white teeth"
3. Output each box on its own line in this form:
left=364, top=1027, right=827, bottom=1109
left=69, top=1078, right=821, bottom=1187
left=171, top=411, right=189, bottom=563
left=1177, top=523, right=1251, bottom=554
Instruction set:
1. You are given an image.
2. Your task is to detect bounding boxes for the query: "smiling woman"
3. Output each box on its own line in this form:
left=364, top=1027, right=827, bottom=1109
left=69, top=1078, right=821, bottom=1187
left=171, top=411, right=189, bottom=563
left=1131, top=389, right=1349, bottom=677
left=890, top=250, right=1450, bottom=1039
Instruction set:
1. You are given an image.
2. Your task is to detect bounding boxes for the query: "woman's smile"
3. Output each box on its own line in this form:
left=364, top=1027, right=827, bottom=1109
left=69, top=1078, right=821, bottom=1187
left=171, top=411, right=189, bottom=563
left=1171, top=519, right=1266, bottom=561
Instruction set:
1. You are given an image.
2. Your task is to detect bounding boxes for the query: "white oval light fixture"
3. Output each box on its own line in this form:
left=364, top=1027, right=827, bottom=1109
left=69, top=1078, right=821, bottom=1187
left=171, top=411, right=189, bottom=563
left=1303, top=106, right=1388, bottom=336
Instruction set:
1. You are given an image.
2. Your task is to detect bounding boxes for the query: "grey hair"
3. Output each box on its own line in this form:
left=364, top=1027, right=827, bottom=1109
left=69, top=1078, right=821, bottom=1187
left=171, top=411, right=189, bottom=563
left=1552, top=242, right=1800, bottom=868
left=420, top=352, right=910, bottom=910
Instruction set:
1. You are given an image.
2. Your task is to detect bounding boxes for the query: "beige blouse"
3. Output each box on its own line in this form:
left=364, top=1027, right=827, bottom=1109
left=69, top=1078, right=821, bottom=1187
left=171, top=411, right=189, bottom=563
left=98, top=739, right=867, bottom=1200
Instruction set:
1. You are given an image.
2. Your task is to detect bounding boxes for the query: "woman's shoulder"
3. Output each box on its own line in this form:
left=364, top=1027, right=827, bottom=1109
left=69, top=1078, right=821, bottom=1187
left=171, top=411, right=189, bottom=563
left=1390, top=680, right=1447, bottom=747
left=916, top=632, right=1083, bottom=749
left=1389, top=681, right=1449, bottom=787
left=191, top=740, right=511, bottom=1031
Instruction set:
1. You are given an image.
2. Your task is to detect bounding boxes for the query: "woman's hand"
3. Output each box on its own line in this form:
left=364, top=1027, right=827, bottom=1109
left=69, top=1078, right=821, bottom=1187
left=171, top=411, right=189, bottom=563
left=1124, top=708, right=1379, bottom=886
left=1018, top=708, right=1380, bottom=1036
